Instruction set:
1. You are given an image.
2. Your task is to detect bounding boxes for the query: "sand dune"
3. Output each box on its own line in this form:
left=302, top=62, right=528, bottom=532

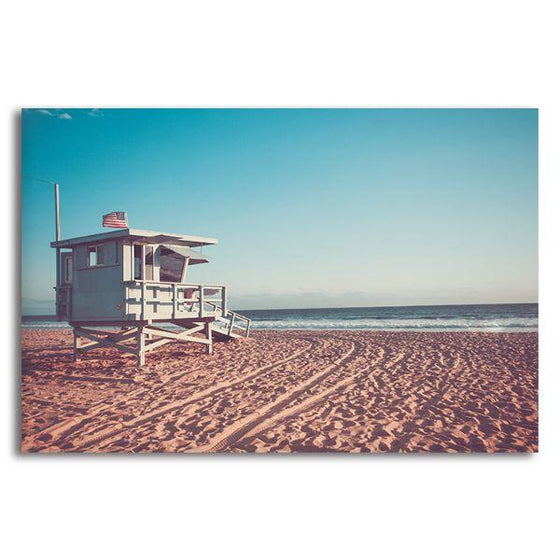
left=21, top=329, right=538, bottom=453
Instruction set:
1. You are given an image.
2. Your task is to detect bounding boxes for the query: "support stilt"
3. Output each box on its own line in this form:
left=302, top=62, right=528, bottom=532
left=137, top=326, right=145, bottom=367
left=205, top=322, right=213, bottom=355
left=69, top=320, right=222, bottom=366
left=73, top=330, right=80, bottom=362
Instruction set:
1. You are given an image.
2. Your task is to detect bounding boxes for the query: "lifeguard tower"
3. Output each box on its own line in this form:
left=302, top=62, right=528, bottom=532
left=51, top=227, right=251, bottom=366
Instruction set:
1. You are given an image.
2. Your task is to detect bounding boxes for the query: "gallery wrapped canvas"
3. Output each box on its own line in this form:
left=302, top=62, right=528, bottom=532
left=21, top=108, right=538, bottom=453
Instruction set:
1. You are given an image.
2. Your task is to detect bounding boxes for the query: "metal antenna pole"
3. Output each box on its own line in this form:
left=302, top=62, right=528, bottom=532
left=54, top=183, right=61, bottom=318
left=54, top=183, right=60, bottom=241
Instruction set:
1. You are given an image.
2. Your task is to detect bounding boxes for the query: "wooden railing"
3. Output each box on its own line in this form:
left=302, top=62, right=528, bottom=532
left=206, top=301, right=251, bottom=337
left=125, top=280, right=226, bottom=320
left=124, top=281, right=251, bottom=336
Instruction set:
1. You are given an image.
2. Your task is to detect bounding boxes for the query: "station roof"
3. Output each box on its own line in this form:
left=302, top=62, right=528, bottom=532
left=50, top=228, right=219, bottom=249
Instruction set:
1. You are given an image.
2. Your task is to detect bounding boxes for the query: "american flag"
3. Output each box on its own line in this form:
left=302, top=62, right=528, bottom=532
left=102, top=211, right=128, bottom=228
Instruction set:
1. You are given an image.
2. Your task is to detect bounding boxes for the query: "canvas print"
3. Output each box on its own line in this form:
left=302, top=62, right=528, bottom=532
left=21, top=108, right=538, bottom=453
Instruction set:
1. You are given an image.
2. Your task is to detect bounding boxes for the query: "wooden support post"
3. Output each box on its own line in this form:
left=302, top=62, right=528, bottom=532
left=66, top=287, right=72, bottom=322
left=131, top=243, right=135, bottom=280
left=140, top=282, right=146, bottom=321
left=137, top=326, right=145, bottom=367
left=73, top=329, right=80, bottom=361
left=67, top=317, right=239, bottom=364
left=198, top=285, right=204, bottom=318
left=172, top=284, right=177, bottom=319
left=206, top=322, right=213, bottom=355
left=222, top=286, right=227, bottom=314
left=181, top=257, right=190, bottom=283
left=140, top=244, right=146, bottom=280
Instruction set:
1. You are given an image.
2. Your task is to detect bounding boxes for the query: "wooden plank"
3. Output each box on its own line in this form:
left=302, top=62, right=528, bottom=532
left=73, top=330, right=80, bottom=361
left=143, top=325, right=205, bottom=342
left=144, top=324, right=204, bottom=337
left=74, top=331, right=139, bottom=356
left=71, top=320, right=147, bottom=327
left=75, top=332, right=137, bottom=352
left=75, top=326, right=135, bottom=337
left=77, top=336, right=137, bottom=351
left=137, top=326, right=145, bottom=366
left=205, top=322, right=213, bottom=355
left=144, top=338, right=173, bottom=352
left=74, top=326, right=137, bottom=343
left=181, top=257, right=190, bottom=283
left=124, top=280, right=226, bottom=290
left=130, top=243, right=135, bottom=281
left=140, top=244, right=146, bottom=281
left=166, top=334, right=210, bottom=345
left=75, top=326, right=137, bottom=341
left=66, top=287, right=72, bottom=321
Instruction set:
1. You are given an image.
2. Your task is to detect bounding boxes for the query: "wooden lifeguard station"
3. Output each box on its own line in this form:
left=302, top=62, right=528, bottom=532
left=51, top=228, right=250, bottom=366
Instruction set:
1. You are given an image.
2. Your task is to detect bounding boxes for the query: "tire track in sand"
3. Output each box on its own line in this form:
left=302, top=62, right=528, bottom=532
left=42, top=337, right=320, bottom=452
left=229, top=346, right=397, bottom=451
left=196, top=338, right=419, bottom=452
left=22, top=365, right=202, bottom=451
left=23, top=370, right=138, bottom=385
left=232, top=343, right=460, bottom=452
left=190, top=340, right=360, bottom=453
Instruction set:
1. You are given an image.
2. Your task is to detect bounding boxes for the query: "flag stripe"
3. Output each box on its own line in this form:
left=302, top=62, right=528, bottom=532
left=103, top=211, right=128, bottom=228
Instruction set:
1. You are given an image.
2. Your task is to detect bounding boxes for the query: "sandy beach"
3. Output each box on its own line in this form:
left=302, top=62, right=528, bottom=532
left=21, top=329, right=538, bottom=453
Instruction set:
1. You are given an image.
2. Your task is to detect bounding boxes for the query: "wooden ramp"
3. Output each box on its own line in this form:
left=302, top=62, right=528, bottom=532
left=208, top=303, right=251, bottom=340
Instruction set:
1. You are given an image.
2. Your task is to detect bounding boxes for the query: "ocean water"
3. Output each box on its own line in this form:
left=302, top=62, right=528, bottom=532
left=22, top=303, right=537, bottom=332
left=239, top=303, right=538, bottom=331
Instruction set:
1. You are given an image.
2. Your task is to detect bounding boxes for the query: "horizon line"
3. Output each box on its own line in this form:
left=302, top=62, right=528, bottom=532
left=234, top=301, right=538, bottom=312
left=22, top=301, right=538, bottom=319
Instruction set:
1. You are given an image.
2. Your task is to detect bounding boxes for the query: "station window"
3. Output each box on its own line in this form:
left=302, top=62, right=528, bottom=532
left=87, top=245, right=104, bottom=267
left=63, top=255, right=73, bottom=283
left=134, top=245, right=142, bottom=279
left=145, top=246, right=154, bottom=281
left=160, top=247, right=185, bottom=282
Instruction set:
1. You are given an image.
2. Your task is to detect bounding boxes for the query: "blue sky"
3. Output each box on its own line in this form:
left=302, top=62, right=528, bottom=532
left=21, top=108, right=538, bottom=313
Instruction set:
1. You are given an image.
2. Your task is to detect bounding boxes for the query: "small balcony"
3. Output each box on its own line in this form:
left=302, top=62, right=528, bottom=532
left=124, top=280, right=250, bottom=336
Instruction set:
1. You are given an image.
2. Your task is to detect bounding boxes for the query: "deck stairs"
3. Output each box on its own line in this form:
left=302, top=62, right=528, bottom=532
left=206, top=302, right=251, bottom=340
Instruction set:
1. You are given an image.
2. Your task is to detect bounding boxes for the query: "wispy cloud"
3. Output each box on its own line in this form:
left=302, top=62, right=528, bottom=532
left=35, top=109, right=73, bottom=120
left=29, top=108, right=104, bottom=119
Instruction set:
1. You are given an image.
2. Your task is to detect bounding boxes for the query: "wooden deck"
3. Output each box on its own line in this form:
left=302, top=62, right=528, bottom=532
left=124, top=280, right=250, bottom=337
left=67, top=280, right=250, bottom=366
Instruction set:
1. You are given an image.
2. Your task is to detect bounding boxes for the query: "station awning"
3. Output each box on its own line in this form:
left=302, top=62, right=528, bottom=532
left=161, top=244, right=209, bottom=265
